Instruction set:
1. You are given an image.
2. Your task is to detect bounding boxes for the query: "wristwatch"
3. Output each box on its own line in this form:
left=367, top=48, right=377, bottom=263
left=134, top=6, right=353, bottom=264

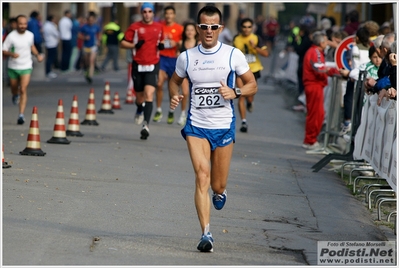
left=234, top=87, right=242, bottom=98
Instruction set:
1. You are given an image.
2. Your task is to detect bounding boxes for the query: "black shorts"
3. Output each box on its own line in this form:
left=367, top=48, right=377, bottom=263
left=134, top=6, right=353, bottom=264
left=131, top=61, right=160, bottom=92
left=253, top=71, right=261, bottom=80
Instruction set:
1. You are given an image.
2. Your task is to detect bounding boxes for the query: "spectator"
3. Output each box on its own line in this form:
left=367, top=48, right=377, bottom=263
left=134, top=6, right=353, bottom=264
left=42, top=15, right=60, bottom=79
left=59, top=10, right=73, bottom=72
left=339, top=27, right=371, bottom=136
left=320, top=17, right=332, bottom=40
left=302, top=31, right=339, bottom=150
left=291, top=24, right=312, bottom=112
left=379, top=22, right=391, bottom=35
left=100, top=19, right=124, bottom=71
left=299, top=12, right=315, bottom=29
left=386, top=41, right=396, bottom=101
left=27, top=11, right=43, bottom=54
left=364, top=33, right=396, bottom=105
left=343, top=10, right=360, bottom=36
left=362, top=20, right=379, bottom=41
left=325, top=30, right=347, bottom=62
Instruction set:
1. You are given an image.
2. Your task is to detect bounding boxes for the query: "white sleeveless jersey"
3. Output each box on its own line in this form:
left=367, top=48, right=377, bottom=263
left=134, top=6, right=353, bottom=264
left=175, top=42, right=250, bottom=129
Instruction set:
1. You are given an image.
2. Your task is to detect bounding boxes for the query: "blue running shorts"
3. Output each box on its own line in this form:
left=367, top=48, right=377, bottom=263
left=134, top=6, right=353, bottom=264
left=181, top=123, right=235, bottom=151
left=160, top=55, right=177, bottom=78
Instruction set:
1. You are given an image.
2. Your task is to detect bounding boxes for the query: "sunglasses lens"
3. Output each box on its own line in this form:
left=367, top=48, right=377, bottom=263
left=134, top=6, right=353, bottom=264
left=200, top=25, right=208, bottom=30
left=211, top=25, right=219, bottom=30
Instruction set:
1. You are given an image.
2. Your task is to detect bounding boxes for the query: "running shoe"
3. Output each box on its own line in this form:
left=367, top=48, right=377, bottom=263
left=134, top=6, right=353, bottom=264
left=197, top=232, right=214, bottom=252
left=135, top=112, right=144, bottom=125
left=140, top=124, right=150, bottom=140
left=17, top=115, right=25, bottom=125
left=339, top=122, right=352, bottom=136
left=292, top=104, right=307, bottom=112
left=177, top=113, right=186, bottom=126
left=246, top=102, right=253, bottom=113
left=302, top=141, right=320, bottom=150
left=12, top=94, right=20, bottom=105
left=167, top=112, right=174, bottom=124
left=85, top=75, right=93, bottom=84
left=212, top=190, right=227, bottom=210
left=153, top=111, right=163, bottom=122
left=240, top=122, right=248, bottom=133
left=47, top=72, right=58, bottom=79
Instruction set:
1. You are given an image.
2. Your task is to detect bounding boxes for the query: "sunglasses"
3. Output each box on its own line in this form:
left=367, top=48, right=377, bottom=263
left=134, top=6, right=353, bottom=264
left=242, top=25, right=252, bottom=29
left=142, top=10, right=153, bottom=14
left=198, top=24, right=222, bottom=30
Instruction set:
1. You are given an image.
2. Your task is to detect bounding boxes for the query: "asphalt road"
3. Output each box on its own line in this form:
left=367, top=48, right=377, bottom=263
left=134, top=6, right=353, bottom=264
left=1, top=55, right=394, bottom=266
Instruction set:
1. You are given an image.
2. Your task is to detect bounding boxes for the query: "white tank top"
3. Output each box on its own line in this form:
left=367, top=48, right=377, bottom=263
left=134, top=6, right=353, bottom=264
left=175, top=42, right=249, bottom=129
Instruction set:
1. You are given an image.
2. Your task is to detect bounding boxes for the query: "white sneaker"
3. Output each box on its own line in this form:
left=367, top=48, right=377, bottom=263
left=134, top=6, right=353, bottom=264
left=302, top=141, right=320, bottom=150
left=177, top=113, right=186, bottom=126
left=47, top=72, right=57, bottom=79
left=135, top=113, right=144, bottom=125
left=339, top=122, right=351, bottom=136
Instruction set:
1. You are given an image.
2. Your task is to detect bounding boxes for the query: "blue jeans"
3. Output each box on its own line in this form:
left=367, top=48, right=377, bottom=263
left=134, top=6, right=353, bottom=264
left=46, top=47, right=58, bottom=75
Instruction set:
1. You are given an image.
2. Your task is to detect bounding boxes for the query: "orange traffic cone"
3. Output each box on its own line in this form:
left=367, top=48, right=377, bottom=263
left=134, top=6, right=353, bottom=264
left=20, top=106, right=46, bottom=156
left=125, top=89, right=135, bottom=104
left=112, top=92, right=122, bottom=110
left=66, top=95, right=84, bottom=137
left=125, top=63, right=135, bottom=104
left=47, top=99, right=71, bottom=144
left=98, top=81, right=114, bottom=114
left=81, top=88, right=99, bottom=126
left=2, top=145, right=11, bottom=168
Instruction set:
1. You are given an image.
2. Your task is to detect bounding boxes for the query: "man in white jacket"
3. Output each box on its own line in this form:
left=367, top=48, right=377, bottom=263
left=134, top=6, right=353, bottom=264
left=43, top=15, right=59, bottom=78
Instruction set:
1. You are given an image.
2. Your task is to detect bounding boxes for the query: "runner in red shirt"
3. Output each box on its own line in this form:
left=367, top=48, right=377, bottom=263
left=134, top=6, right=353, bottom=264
left=153, top=6, right=183, bottom=124
left=262, top=16, right=279, bottom=49
left=121, top=2, right=164, bottom=140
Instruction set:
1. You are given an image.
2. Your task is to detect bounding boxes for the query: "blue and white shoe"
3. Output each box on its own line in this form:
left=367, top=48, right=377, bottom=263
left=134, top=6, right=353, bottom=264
left=212, top=190, right=227, bottom=210
left=197, top=232, right=214, bottom=252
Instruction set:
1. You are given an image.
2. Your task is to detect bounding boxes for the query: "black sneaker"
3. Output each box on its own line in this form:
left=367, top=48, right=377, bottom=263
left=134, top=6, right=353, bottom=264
left=240, top=122, right=248, bottom=133
left=140, top=125, right=150, bottom=140
left=17, top=115, right=25, bottom=125
left=85, top=75, right=93, bottom=84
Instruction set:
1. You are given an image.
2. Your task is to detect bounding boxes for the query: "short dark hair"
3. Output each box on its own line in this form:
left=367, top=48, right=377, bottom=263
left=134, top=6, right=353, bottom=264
left=368, top=45, right=378, bottom=58
left=88, top=11, right=97, bottom=18
left=30, top=11, right=39, bottom=19
left=47, top=15, right=54, bottom=22
left=164, top=5, right=175, bottom=14
left=356, top=27, right=370, bottom=47
left=197, top=5, right=222, bottom=24
left=64, top=10, right=71, bottom=16
left=241, top=18, right=253, bottom=27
